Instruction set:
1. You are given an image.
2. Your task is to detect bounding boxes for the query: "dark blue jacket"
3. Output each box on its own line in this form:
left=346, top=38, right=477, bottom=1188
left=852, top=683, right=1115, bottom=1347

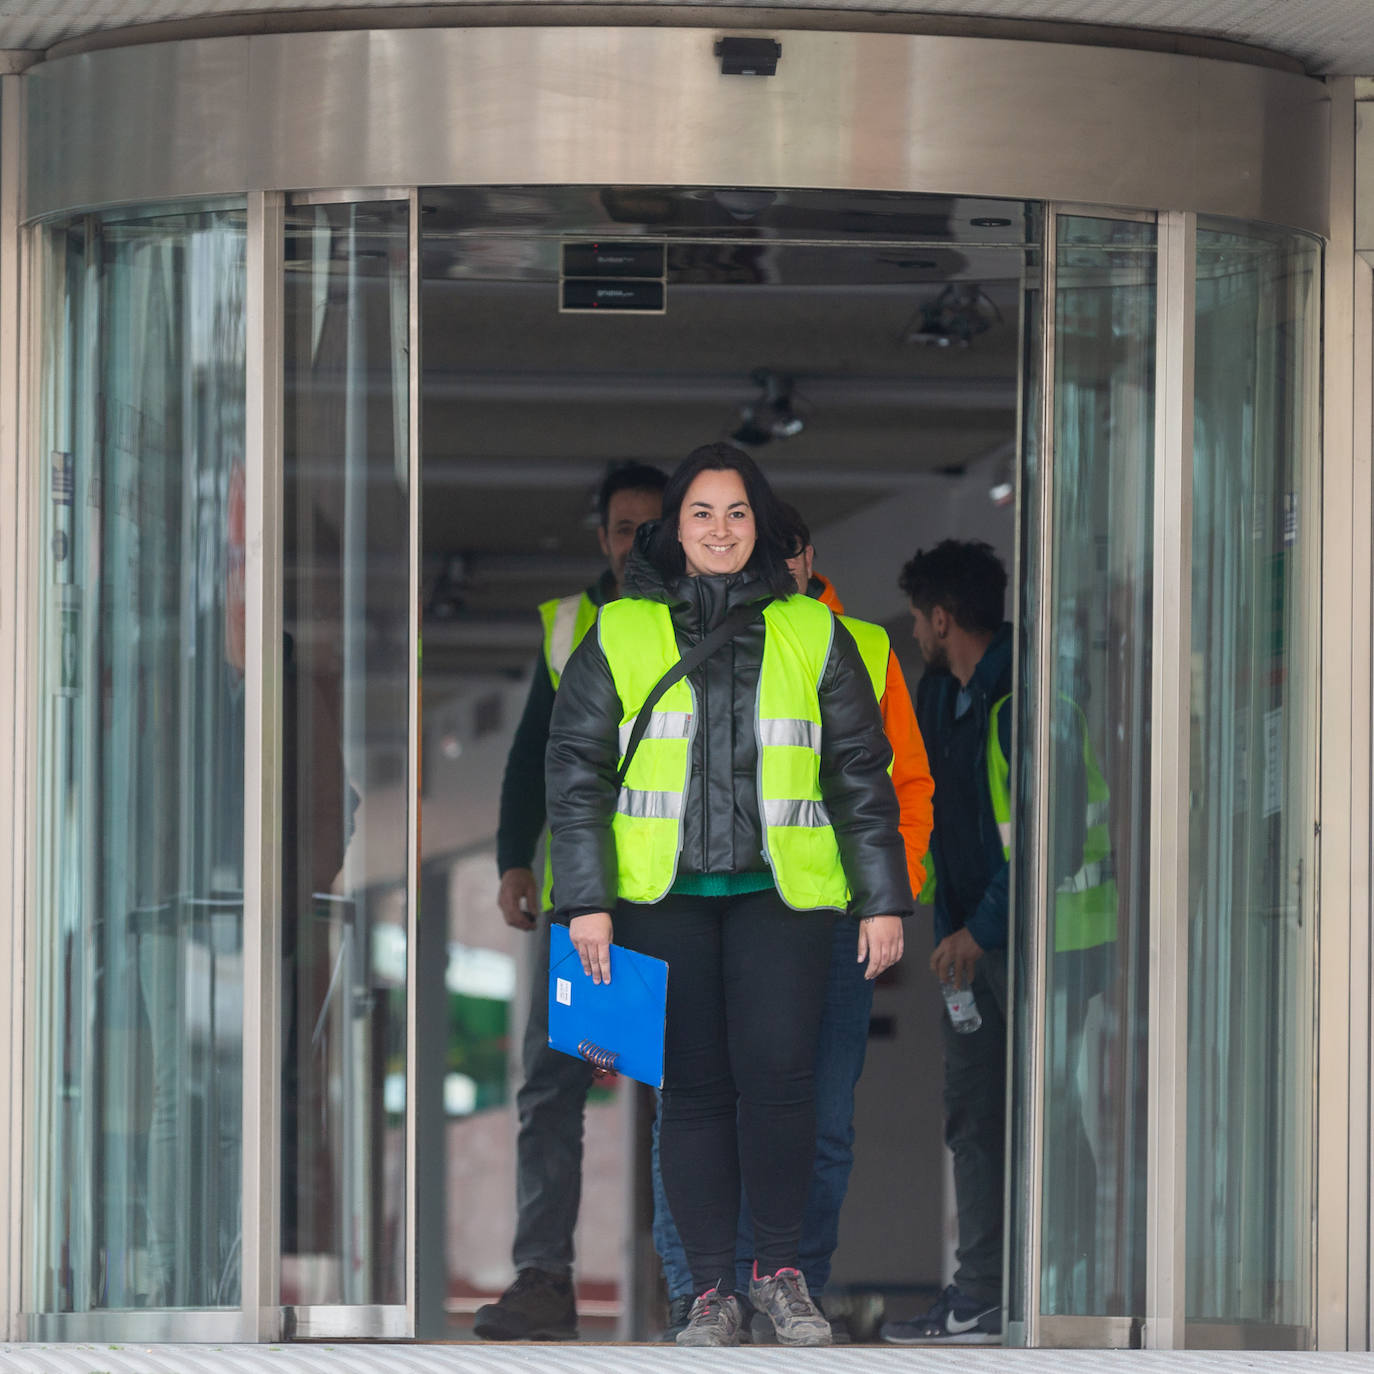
left=915, top=623, right=1013, bottom=951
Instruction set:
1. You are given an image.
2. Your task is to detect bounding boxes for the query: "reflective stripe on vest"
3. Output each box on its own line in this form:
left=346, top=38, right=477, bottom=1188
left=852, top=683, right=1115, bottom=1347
left=538, top=589, right=601, bottom=909
left=597, top=594, right=849, bottom=910
left=618, top=710, right=694, bottom=757
left=986, top=695, right=1118, bottom=953
left=539, top=590, right=599, bottom=689
left=759, top=718, right=822, bottom=751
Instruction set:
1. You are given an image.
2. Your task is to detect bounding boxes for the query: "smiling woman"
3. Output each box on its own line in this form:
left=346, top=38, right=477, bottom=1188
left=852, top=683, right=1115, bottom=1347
left=644, top=443, right=797, bottom=595
left=545, top=442, right=912, bottom=1346
left=678, top=469, right=757, bottom=577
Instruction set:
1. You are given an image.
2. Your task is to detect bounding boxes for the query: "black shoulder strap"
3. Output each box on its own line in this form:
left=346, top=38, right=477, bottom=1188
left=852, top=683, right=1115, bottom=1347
left=616, top=597, right=774, bottom=789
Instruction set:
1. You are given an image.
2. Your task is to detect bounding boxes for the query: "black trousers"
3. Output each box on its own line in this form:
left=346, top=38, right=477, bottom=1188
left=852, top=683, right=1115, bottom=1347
left=614, top=887, right=835, bottom=1294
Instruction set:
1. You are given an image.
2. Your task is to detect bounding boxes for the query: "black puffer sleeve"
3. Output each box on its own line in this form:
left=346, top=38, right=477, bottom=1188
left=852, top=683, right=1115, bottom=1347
left=545, top=620, right=623, bottom=919
left=820, top=621, right=915, bottom=918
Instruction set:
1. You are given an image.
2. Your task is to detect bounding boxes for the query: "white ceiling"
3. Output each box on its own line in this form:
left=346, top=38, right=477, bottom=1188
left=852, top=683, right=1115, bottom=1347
left=2, top=0, right=1372, bottom=75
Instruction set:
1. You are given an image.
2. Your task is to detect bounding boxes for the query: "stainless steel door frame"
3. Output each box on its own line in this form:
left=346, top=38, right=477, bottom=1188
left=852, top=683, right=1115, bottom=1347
left=243, top=186, right=286, bottom=1345
left=405, top=185, right=422, bottom=1345
left=23, top=29, right=1328, bottom=236
left=1007, top=198, right=1058, bottom=1351
left=1009, top=204, right=1211, bottom=1352
left=1320, top=76, right=1373, bottom=1353
left=1144, top=208, right=1196, bottom=1353
left=0, top=70, right=27, bottom=1343
left=274, top=187, right=418, bottom=1345
left=1349, top=250, right=1374, bottom=1353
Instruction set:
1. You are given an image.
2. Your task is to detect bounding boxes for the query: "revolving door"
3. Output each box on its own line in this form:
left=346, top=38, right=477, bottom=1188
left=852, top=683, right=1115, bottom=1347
left=12, top=22, right=1328, bottom=1349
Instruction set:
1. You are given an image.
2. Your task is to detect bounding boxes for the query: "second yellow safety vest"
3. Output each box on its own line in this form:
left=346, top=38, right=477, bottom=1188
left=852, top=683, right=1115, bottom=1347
left=537, top=589, right=601, bottom=908
left=839, top=615, right=889, bottom=703
left=539, top=590, right=599, bottom=690
left=985, top=695, right=1118, bottom=953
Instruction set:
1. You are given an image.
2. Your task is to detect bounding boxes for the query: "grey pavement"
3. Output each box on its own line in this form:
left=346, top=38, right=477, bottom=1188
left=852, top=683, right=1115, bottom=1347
left=0, top=1347, right=1371, bottom=1373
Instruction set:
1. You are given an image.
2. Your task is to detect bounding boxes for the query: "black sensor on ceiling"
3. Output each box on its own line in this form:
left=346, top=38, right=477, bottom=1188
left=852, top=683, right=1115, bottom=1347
left=715, top=37, right=781, bottom=76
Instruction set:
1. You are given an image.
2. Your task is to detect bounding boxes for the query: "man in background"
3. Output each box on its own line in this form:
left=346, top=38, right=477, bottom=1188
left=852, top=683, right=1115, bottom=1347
left=475, top=462, right=667, bottom=1341
left=881, top=539, right=1011, bottom=1346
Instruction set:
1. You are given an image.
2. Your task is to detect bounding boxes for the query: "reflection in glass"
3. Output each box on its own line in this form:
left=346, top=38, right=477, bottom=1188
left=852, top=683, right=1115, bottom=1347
left=1039, top=216, right=1155, bottom=1317
left=32, top=209, right=247, bottom=1310
left=282, top=201, right=410, bottom=1307
left=1186, top=224, right=1318, bottom=1338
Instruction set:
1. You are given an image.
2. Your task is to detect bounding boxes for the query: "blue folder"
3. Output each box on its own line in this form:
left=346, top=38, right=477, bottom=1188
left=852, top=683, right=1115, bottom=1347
left=547, top=923, right=668, bottom=1089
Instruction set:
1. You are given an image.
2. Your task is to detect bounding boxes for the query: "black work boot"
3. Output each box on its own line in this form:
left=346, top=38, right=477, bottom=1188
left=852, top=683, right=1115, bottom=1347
left=473, top=1267, right=578, bottom=1340
left=658, top=1293, right=696, bottom=1342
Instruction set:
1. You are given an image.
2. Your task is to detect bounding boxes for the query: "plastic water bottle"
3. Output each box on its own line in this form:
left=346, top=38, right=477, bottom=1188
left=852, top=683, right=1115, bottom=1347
left=941, top=975, right=982, bottom=1034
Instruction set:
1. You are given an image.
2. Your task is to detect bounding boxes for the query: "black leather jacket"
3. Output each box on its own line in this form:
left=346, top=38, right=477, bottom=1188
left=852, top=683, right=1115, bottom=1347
left=545, top=539, right=913, bottom=920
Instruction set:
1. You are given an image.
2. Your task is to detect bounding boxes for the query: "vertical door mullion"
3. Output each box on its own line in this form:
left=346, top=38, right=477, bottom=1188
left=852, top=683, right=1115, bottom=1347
left=242, top=188, right=285, bottom=1344
left=1013, top=201, right=1059, bottom=1349
left=0, top=71, right=24, bottom=1339
left=1351, top=256, right=1374, bottom=1354
left=405, top=188, right=421, bottom=1340
left=1144, top=209, right=1195, bottom=1351
left=1317, top=78, right=1364, bottom=1354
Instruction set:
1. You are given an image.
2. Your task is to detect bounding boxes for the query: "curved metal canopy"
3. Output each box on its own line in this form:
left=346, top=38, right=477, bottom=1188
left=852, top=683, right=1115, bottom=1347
left=2, top=0, right=1371, bottom=74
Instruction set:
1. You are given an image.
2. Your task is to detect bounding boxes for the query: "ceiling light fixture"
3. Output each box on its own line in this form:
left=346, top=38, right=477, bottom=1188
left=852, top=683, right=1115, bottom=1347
left=986, top=441, right=1018, bottom=507
left=426, top=554, right=469, bottom=622
left=730, top=369, right=806, bottom=446
left=903, top=283, right=1003, bottom=348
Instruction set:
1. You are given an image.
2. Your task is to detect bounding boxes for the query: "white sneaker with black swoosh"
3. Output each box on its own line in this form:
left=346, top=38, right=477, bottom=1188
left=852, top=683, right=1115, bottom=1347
left=880, top=1284, right=1002, bottom=1345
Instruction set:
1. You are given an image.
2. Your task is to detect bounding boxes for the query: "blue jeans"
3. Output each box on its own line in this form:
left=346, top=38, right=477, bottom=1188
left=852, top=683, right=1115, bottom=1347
left=652, top=1092, right=695, bottom=1299
left=651, top=917, right=874, bottom=1297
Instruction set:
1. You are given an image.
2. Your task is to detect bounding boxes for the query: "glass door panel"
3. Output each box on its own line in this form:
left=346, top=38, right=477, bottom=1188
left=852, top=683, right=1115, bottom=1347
left=1186, top=223, right=1319, bottom=1344
left=1011, top=211, right=1155, bottom=1343
left=1039, top=215, right=1155, bottom=1320
left=30, top=207, right=248, bottom=1316
left=281, top=199, right=412, bottom=1314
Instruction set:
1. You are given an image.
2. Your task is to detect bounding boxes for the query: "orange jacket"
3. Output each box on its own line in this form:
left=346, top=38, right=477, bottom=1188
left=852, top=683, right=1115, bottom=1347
left=814, top=572, right=934, bottom=897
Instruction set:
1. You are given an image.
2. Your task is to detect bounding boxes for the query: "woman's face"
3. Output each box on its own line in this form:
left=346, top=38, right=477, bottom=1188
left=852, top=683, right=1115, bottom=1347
left=677, top=467, right=757, bottom=577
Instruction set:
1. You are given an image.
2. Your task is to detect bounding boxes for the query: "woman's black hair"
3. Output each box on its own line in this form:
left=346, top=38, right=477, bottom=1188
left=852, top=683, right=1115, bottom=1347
left=646, top=442, right=796, bottom=597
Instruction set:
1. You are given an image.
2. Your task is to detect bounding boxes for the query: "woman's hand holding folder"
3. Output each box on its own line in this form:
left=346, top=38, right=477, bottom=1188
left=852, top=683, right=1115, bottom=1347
left=569, top=911, right=614, bottom=984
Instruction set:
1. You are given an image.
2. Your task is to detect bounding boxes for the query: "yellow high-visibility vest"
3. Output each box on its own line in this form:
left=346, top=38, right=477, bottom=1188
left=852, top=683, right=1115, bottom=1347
left=985, top=695, right=1118, bottom=952
left=539, top=590, right=599, bottom=690
left=838, top=618, right=897, bottom=796
left=596, top=594, right=850, bottom=911
left=839, top=615, right=888, bottom=703
left=537, top=590, right=601, bottom=909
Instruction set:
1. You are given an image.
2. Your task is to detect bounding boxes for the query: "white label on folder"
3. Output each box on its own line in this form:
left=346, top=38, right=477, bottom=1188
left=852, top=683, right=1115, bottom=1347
left=556, top=978, right=572, bottom=1006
